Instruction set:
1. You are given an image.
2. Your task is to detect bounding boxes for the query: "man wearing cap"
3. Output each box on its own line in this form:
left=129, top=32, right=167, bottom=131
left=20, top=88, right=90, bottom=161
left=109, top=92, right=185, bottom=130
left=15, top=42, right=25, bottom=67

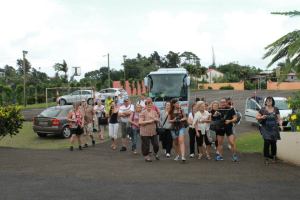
left=118, top=97, right=134, bottom=151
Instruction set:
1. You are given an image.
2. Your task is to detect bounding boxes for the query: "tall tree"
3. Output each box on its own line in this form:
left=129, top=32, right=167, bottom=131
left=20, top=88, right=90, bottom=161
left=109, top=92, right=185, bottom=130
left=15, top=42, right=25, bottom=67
left=16, top=58, right=31, bottom=75
left=162, top=51, right=181, bottom=68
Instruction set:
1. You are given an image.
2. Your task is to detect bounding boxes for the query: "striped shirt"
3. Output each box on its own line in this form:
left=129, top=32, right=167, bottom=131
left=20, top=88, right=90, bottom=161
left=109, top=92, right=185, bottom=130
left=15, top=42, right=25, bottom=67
left=139, top=109, right=158, bottom=136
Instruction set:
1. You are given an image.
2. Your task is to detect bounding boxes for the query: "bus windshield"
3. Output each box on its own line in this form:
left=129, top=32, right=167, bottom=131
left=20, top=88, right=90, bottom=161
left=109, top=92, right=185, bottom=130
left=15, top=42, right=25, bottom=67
left=148, top=74, right=188, bottom=101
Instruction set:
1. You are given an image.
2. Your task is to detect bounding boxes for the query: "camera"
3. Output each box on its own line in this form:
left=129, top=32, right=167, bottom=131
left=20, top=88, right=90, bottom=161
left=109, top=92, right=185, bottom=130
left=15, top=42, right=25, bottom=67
left=175, top=116, right=181, bottom=124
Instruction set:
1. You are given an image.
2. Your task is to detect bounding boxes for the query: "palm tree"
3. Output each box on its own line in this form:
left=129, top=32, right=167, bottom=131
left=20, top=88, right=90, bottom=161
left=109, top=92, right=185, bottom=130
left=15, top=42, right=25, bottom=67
left=53, top=60, right=68, bottom=83
left=128, top=78, right=134, bottom=95
left=134, top=79, right=138, bottom=95
left=138, top=79, right=144, bottom=94
left=264, top=11, right=300, bottom=78
left=120, top=79, right=126, bottom=89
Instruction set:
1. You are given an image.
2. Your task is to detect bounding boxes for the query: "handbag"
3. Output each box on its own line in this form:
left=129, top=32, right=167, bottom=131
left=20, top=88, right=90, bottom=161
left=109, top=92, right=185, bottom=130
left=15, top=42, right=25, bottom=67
left=98, top=111, right=108, bottom=125
left=156, top=115, right=168, bottom=135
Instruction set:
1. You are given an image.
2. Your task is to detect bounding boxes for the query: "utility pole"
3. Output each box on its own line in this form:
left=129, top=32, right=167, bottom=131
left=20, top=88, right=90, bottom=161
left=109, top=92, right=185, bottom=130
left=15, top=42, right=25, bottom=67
left=22, top=50, right=28, bottom=107
left=123, top=55, right=126, bottom=81
left=107, top=53, right=110, bottom=87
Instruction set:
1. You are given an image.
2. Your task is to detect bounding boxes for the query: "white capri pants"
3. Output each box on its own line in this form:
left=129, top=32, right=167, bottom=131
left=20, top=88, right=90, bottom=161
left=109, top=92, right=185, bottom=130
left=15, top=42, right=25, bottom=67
left=109, top=123, right=119, bottom=139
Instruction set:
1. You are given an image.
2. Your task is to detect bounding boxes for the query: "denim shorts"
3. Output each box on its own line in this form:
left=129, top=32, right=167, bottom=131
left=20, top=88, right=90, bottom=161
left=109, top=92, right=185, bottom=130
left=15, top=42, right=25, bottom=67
left=171, top=128, right=186, bottom=139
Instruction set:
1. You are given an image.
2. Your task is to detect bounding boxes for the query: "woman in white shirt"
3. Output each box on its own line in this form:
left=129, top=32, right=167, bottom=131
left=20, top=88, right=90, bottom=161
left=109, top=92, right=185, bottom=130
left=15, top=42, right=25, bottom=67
left=188, top=103, right=201, bottom=158
left=193, top=101, right=212, bottom=159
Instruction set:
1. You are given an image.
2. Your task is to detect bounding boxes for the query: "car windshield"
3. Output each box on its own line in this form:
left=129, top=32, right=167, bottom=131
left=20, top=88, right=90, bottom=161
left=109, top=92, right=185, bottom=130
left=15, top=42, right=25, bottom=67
left=275, top=100, right=289, bottom=110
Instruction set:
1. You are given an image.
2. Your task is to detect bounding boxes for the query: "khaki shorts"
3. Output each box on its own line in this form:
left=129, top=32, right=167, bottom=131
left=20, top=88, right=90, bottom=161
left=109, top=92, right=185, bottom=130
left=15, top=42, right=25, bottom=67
left=84, top=123, right=93, bottom=135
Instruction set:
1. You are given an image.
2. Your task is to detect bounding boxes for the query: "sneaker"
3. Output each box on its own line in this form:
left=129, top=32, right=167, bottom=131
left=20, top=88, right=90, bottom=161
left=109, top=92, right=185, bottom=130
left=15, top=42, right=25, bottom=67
left=120, top=146, right=127, bottom=152
left=174, top=155, right=180, bottom=161
left=206, top=155, right=212, bottom=160
left=133, top=150, right=138, bottom=155
left=232, top=154, right=238, bottom=162
left=215, top=155, right=224, bottom=161
left=198, top=154, right=203, bottom=160
left=166, top=153, right=171, bottom=158
left=155, top=154, right=160, bottom=160
left=181, top=156, right=186, bottom=162
left=69, top=146, right=74, bottom=151
left=83, top=144, right=88, bottom=148
left=271, top=156, right=277, bottom=164
left=189, top=153, right=195, bottom=158
left=92, top=140, right=96, bottom=146
left=78, top=145, right=82, bottom=150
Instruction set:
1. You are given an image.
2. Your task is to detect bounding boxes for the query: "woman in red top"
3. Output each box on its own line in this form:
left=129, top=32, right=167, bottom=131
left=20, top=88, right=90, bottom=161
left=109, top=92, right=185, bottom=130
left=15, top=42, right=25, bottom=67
left=67, top=102, right=84, bottom=151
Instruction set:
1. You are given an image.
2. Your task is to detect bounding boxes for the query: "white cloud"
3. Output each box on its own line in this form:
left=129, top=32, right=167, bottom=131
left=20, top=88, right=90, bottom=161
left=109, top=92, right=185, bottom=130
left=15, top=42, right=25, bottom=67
left=0, top=0, right=299, bottom=78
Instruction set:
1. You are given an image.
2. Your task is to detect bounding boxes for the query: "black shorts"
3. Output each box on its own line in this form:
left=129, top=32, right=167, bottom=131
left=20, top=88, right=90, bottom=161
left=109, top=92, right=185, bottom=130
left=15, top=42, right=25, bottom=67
left=71, top=126, right=84, bottom=136
left=216, top=126, right=233, bottom=137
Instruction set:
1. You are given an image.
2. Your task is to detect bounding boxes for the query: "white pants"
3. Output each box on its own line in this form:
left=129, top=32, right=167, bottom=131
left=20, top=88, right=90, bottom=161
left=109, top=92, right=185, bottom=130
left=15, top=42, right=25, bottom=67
left=109, top=123, right=119, bottom=139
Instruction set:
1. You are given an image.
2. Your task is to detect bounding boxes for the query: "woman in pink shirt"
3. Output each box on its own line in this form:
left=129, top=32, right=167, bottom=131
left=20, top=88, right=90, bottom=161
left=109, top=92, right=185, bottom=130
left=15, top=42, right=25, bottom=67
left=129, top=104, right=142, bottom=154
left=139, top=100, right=160, bottom=162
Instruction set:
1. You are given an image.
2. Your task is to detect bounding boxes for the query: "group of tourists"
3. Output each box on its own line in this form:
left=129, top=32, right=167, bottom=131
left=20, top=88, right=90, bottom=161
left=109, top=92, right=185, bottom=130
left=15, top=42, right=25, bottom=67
left=66, top=93, right=283, bottom=164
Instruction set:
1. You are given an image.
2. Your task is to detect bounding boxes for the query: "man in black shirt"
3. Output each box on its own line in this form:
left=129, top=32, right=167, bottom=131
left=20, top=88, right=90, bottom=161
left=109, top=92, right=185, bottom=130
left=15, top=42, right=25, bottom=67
left=215, top=98, right=238, bottom=162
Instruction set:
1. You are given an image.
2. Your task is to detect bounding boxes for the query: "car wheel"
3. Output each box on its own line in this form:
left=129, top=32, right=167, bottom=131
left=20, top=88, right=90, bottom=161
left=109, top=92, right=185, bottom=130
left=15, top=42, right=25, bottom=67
left=59, top=99, right=67, bottom=105
left=61, top=126, right=71, bottom=138
left=37, top=132, right=47, bottom=137
left=87, top=98, right=93, bottom=105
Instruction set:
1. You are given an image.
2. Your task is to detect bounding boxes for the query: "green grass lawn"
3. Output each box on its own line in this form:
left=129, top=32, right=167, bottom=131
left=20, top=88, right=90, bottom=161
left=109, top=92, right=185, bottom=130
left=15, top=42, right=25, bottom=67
left=1, top=121, right=263, bottom=152
left=0, top=122, right=70, bottom=149
left=0, top=122, right=108, bottom=150
left=236, top=131, right=263, bottom=153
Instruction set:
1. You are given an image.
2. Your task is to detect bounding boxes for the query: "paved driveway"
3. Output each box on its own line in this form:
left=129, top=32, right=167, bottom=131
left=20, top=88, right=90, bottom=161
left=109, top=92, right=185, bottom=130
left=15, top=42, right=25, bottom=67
left=1, top=140, right=300, bottom=200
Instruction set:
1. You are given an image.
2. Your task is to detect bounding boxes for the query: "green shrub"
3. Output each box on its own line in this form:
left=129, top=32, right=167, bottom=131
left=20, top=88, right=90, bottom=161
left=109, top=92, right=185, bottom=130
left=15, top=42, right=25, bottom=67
left=219, top=85, right=234, bottom=90
left=0, top=105, right=24, bottom=138
left=288, top=91, right=300, bottom=131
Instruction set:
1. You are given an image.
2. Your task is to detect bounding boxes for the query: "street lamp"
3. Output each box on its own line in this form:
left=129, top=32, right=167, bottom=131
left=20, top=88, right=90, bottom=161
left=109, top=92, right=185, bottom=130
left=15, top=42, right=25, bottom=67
left=103, top=53, right=110, bottom=87
left=22, top=50, right=28, bottom=107
left=123, top=55, right=126, bottom=81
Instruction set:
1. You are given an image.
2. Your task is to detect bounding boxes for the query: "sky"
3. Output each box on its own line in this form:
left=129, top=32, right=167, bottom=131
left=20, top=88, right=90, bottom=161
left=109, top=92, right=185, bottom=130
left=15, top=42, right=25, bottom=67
left=0, top=0, right=299, bottom=78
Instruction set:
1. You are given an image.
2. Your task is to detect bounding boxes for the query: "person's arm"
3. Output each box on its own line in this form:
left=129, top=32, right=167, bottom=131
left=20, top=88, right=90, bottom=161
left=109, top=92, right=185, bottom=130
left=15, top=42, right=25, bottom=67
left=256, top=109, right=266, bottom=121
left=225, top=109, right=237, bottom=125
left=226, top=115, right=237, bottom=124
left=139, top=112, right=154, bottom=126
left=193, top=115, right=200, bottom=137
left=129, top=113, right=138, bottom=127
left=180, top=110, right=187, bottom=122
left=168, top=113, right=175, bottom=123
left=153, top=112, right=159, bottom=123
left=188, top=113, right=193, bottom=125
left=67, top=112, right=75, bottom=122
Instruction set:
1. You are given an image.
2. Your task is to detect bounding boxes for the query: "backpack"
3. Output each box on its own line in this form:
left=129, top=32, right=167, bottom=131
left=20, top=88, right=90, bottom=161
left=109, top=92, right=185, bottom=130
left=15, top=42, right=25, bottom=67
left=235, top=110, right=242, bottom=125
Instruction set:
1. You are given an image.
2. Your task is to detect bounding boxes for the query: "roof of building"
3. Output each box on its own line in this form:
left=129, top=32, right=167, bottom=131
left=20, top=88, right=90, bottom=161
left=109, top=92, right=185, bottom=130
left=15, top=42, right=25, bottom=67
left=206, top=68, right=223, bottom=74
